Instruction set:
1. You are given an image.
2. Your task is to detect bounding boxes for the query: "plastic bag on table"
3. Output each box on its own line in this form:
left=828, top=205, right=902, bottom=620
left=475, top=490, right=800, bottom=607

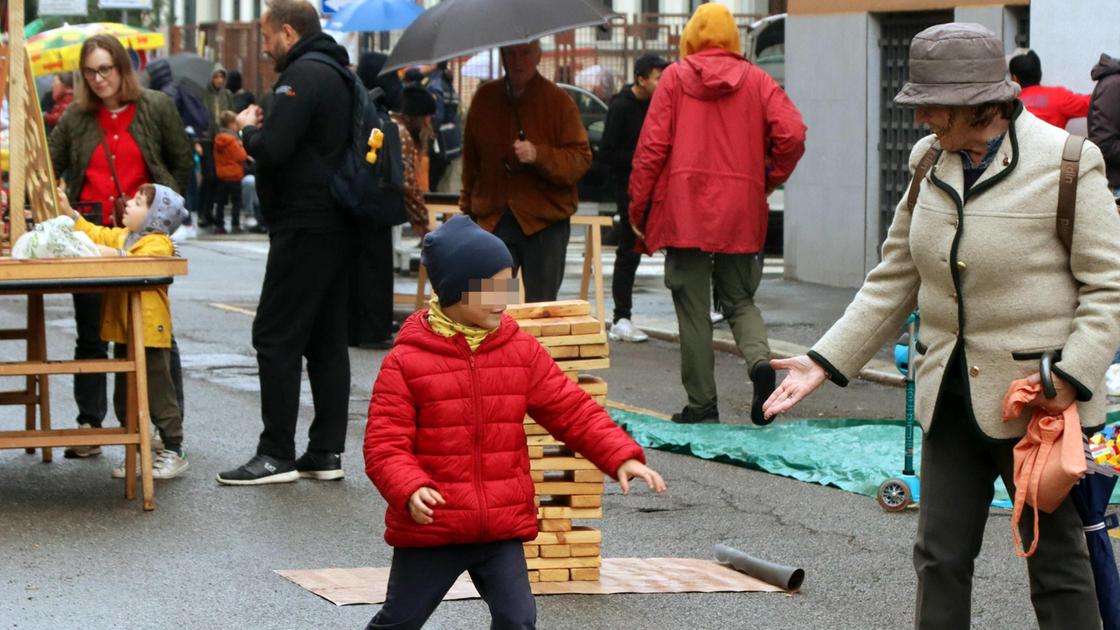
left=12, top=216, right=101, bottom=259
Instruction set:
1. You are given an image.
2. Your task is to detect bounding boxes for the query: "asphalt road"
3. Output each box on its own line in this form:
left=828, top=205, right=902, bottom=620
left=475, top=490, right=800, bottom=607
left=0, top=238, right=1076, bottom=629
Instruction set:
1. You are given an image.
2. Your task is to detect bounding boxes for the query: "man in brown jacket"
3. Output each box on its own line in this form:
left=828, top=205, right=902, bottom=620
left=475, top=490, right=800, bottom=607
left=460, top=41, right=592, bottom=302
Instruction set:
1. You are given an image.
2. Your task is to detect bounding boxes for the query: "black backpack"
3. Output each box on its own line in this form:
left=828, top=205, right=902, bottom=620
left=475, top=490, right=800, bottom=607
left=302, top=52, right=406, bottom=226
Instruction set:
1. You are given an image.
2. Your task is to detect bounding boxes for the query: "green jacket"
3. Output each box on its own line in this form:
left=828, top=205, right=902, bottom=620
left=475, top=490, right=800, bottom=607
left=203, top=64, right=233, bottom=135
left=49, top=89, right=193, bottom=203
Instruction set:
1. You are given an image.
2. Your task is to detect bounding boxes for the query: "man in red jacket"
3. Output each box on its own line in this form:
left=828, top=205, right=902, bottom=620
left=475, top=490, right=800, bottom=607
left=1010, top=50, right=1090, bottom=129
left=364, top=215, right=665, bottom=629
left=629, top=4, right=806, bottom=426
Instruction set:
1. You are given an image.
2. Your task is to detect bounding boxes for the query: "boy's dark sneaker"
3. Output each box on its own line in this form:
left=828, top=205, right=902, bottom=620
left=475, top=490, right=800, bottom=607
left=750, top=361, right=777, bottom=426
left=295, top=451, right=344, bottom=481
left=248, top=225, right=268, bottom=234
left=671, top=405, right=720, bottom=424
left=216, top=454, right=299, bottom=486
left=212, top=225, right=228, bottom=235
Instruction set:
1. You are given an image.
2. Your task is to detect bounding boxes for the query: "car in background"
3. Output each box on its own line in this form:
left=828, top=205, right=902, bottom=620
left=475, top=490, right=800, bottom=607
left=559, top=83, right=613, bottom=203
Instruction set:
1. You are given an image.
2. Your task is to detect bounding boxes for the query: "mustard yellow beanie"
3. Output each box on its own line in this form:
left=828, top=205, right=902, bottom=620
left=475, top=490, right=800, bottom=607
left=680, top=3, right=742, bottom=58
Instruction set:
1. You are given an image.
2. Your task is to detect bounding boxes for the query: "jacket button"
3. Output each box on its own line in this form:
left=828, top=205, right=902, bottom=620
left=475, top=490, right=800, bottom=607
left=957, top=260, right=967, bottom=270
left=969, top=366, right=981, bottom=377
left=113, top=134, right=119, bottom=140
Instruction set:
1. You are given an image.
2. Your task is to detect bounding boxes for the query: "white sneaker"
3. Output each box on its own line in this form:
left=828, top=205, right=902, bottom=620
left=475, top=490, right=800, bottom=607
left=110, top=448, right=188, bottom=479
left=171, top=224, right=198, bottom=242
left=710, top=311, right=725, bottom=324
left=609, top=318, right=649, bottom=343
left=64, top=423, right=102, bottom=459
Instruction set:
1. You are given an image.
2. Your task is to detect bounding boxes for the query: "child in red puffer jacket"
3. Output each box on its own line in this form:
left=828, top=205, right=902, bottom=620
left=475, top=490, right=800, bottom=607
left=364, top=215, right=666, bottom=629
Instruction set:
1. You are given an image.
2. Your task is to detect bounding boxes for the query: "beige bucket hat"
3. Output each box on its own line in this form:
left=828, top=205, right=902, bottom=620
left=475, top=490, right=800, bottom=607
left=894, top=22, right=1021, bottom=106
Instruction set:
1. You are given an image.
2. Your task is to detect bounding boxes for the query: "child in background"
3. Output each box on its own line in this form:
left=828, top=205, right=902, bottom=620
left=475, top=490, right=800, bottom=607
left=58, top=183, right=190, bottom=479
left=364, top=215, right=667, bottom=629
left=213, top=110, right=247, bottom=234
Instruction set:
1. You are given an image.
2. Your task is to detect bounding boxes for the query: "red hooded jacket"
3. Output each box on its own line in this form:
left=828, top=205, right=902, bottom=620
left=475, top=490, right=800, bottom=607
left=628, top=49, right=806, bottom=255
left=364, top=311, right=645, bottom=548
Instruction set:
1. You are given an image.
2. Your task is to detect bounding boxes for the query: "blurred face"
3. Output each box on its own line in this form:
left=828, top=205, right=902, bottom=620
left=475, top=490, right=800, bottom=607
left=211, top=72, right=226, bottom=90
left=636, top=67, right=663, bottom=96
left=915, top=105, right=970, bottom=152
left=501, top=43, right=541, bottom=89
left=445, top=268, right=517, bottom=330
left=122, top=192, right=150, bottom=232
left=81, top=48, right=122, bottom=104
left=261, top=13, right=300, bottom=71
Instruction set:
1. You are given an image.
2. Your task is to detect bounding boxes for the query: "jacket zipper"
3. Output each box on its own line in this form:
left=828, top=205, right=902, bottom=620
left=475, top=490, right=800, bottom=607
left=467, top=351, right=488, bottom=540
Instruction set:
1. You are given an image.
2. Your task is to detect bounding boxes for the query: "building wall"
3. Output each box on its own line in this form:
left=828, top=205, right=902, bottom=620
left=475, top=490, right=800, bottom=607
left=1030, top=0, right=1120, bottom=94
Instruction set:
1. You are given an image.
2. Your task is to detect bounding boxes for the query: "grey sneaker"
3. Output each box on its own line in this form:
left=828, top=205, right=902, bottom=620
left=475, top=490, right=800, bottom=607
left=152, top=449, right=189, bottom=480
left=608, top=318, right=649, bottom=343
left=64, top=424, right=102, bottom=459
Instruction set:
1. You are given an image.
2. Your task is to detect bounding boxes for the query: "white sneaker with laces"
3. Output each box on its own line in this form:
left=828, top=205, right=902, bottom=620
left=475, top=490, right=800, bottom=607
left=64, top=423, right=102, bottom=459
left=110, top=448, right=188, bottom=479
left=710, top=311, right=725, bottom=324
left=609, top=318, right=649, bottom=343
left=171, top=224, right=198, bottom=242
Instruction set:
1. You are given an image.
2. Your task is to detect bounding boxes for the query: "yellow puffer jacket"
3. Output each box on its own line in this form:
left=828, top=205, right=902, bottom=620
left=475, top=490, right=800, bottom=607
left=74, top=216, right=174, bottom=348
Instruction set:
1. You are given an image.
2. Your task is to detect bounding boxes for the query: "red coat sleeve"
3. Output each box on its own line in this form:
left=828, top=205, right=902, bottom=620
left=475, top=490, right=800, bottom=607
left=364, top=351, right=438, bottom=511
left=627, top=68, right=677, bottom=229
left=758, top=71, right=807, bottom=188
left=1060, top=88, right=1091, bottom=122
left=525, top=340, right=644, bottom=478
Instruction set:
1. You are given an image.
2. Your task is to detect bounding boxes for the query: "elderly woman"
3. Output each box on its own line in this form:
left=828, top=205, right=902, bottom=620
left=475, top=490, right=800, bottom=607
left=764, top=23, right=1120, bottom=629
left=49, top=34, right=192, bottom=458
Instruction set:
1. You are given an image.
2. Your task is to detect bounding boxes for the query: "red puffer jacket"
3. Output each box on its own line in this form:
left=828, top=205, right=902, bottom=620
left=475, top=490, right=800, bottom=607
left=365, top=311, right=645, bottom=548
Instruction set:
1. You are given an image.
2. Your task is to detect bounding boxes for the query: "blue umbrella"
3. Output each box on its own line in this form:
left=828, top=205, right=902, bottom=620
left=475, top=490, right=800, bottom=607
left=325, top=0, right=425, bottom=33
left=1069, top=472, right=1120, bottom=630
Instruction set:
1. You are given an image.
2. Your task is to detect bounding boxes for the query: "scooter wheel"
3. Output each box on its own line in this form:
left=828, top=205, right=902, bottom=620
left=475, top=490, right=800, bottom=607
left=877, top=479, right=912, bottom=512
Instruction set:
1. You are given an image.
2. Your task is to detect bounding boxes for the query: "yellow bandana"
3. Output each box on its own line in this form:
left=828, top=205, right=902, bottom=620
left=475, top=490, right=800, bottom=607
left=427, top=297, right=494, bottom=352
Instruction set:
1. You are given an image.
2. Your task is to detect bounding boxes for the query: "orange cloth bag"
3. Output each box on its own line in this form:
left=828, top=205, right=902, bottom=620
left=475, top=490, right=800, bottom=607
left=1000, top=379, right=1087, bottom=557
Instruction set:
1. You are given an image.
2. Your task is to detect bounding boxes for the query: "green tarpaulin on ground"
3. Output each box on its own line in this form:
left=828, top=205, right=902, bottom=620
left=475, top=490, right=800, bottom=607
left=609, top=409, right=1120, bottom=505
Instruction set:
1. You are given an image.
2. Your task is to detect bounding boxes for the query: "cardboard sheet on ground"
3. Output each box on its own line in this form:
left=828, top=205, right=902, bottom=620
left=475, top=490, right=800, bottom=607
left=276, top=558, right=788, bottom=606
left=609, top=410, right=1120, bottom=505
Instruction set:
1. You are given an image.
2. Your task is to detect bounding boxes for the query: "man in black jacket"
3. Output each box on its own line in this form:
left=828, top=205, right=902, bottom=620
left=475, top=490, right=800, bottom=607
left=1090, top=53, right=1120, bottom=197
left=219, top=0, right=355, bottom=485
left=601, top=54, right=669, bottom=344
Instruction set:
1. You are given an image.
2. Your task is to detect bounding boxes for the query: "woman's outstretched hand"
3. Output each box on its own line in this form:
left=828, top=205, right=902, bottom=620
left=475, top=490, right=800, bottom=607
left=762, top=355, right=828, bottom=421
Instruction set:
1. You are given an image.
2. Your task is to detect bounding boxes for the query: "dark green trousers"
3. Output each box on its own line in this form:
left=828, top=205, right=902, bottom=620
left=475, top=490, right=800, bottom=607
left=664, top=248, right=769, bottom=413
left=914, top=391, right=1099, bottom=630
left=113, top=344, right=183, bottom=451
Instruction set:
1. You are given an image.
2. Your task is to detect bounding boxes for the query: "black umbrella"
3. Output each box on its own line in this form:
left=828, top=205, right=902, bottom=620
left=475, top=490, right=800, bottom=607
left=1070, top=462, right=1120, bottom=630
left=381, top=0, right=613, bottom=74
left=166, top=52, right=216, bottom=101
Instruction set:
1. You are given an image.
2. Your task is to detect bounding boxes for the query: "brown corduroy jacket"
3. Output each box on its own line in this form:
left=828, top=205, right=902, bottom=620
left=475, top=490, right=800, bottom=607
left=460, top=73, right=592, bottom=235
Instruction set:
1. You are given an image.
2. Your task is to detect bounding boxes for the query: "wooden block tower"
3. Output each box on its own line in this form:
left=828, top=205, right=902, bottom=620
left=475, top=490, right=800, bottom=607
left=505, top=300, right=611, bottom=583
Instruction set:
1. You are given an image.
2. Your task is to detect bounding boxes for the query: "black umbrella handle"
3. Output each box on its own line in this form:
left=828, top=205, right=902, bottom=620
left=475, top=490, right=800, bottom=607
left=1040, top=350, right=1058, bottom=400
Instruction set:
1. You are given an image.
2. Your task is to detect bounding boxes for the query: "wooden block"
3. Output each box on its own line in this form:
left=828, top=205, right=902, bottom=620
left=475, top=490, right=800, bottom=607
left=547, top=345, right=580, bottom=359
left=539, top=544, right=571, bottom=558
left=565, top=371, right=579, bottom=382
left=537, top=506, right=572, bottom=519
left=537, top=332, right=608, bottom=348
left=527, top=434, right=567, bottom=447
left=569, top=495, right=602, bottom=508
left=530, top=471, right=544, bottom=482
left=530, top=457, right=598, bottom=471
left=579, top=343, right=610, bottom=358
left=567, top=316, right=602, bottom=335
left=525, top=556, right=602, bottom=570
left=530, top=526, right=601, bottom=545
left=569, top=507, right=604, bottom=519
left=591, top=395, right=607, bottom=406
left=538, top=568, right=571, bottom=582
left=516, top=320, right=542, bottom=336
left=535, top=482, right=604, bottom=496
left=505, top=301, right=591, bottom=320
left=554, top=358, right=610, bottom=372
left=570, top=568, right=601, bottom=581
left=523, top=545, right=540, bottom=558
left=538, top=518, right=572, bottom=532
left=577, top=375, right=608, bottom=395
left=527, top=445, right=544, bottom=459
left=571, top=544, right=600, bottom=558
left=523, top=423, right=550, bottom=436
left=573, top=470, right=605, bottom=483
left=534, top=317, right=573, bottom=337
left=527, top=570, right=540, bottom=583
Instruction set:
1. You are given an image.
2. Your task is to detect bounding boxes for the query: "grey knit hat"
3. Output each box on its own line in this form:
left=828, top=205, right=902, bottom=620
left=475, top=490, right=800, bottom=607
left=894, top=22, right=1021, bottom=106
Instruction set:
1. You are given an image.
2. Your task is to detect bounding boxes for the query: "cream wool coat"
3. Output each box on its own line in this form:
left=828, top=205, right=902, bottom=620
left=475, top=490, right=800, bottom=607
left=811, top=105, right=1120, bottom=440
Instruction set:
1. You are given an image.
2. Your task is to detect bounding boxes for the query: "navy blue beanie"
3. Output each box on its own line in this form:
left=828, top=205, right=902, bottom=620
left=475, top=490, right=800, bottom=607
left=421, top=215, right=514, bottom=307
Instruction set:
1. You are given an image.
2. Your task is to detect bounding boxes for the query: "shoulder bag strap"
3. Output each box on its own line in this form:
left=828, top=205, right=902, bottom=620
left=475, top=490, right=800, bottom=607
left=907, top=145, right=942, bottom=213
left=1056, top=134, right=1085, bottom=251
left=99, top=134, right=126, bottom=200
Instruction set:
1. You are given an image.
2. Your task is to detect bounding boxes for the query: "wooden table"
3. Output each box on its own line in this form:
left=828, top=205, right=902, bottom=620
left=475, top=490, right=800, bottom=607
left=399, top=205, right=613, bottom=327
left=0, top=257, right=188, bottom=511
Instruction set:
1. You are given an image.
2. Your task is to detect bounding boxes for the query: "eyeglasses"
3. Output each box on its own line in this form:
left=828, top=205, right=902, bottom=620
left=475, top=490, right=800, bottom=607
left=81, top=64, right=116, bottom=81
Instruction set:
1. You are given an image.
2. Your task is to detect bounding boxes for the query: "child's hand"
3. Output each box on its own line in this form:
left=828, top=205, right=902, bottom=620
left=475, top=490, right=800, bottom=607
left=56, top=182, right=78, bottom=219
left=616, top=459, right=667, bottom=495
left=408, top=486, right=446, bottom=525
left=95, top=245, right=120, bottom=257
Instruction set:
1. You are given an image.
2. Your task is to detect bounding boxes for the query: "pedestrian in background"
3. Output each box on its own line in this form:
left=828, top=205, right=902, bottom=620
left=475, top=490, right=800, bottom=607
left=1089, top=53, right=1120, bottom=199
left=766, top=23, right=1120, bottom=630
left=213, top=110, right=248, bottom=234
left=628, top=4, right=806, bottom=425
left=601, top=53, right=670, bottom=344
left=422, top=61, right=462, bottom=191
left=460, top=40, right=592, bottom=303
left=227, top=69, right=256, bottom=113
left=1010, top=49, right=1091, bottom=129
left=199, top=64, right=233, bottom=230
left=43, top=72, right=74, bottom=131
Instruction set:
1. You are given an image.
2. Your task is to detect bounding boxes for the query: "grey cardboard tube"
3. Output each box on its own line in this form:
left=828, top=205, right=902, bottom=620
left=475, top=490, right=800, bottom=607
left=712, top=544, right=805, bottom=591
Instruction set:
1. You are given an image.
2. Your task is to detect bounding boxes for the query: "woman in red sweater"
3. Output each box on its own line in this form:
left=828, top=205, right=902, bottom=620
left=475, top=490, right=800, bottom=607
left=365, top=216, right=666, bottom=629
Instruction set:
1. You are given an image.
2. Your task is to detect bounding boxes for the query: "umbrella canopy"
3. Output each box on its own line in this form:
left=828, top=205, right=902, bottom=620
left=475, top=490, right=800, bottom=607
left=27, top=22, right=166, bottom=77
left=1071, top=472, right=1120, bottom=630
left=383, top=0, right=613, bottom=73
left=165, top=52, right=217, bottom=101
left=325, top=0, right=425, bottom=33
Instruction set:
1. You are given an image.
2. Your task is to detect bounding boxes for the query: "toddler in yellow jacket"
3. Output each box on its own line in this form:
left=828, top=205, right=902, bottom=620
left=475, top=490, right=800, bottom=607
left=58, top=183, right=190, bottom=480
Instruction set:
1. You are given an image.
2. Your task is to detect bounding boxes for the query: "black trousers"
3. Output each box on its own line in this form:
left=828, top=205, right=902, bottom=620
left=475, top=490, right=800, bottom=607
left=253, top=228, right=352, bottom=461
left=611, top=192, right=641, bottom=323
left=491, top=211, right=570, bottom=304
left=199, top=139, right=217, bottom=225
left=913, top=389, right=1099, bottom=629
left=73, top=293, right=108, bottom=427
left=348, top=217, right=395, bottom=345
left=214, top=180, right=242, bottom=228
left=366, top=539, right=536, bottom=630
